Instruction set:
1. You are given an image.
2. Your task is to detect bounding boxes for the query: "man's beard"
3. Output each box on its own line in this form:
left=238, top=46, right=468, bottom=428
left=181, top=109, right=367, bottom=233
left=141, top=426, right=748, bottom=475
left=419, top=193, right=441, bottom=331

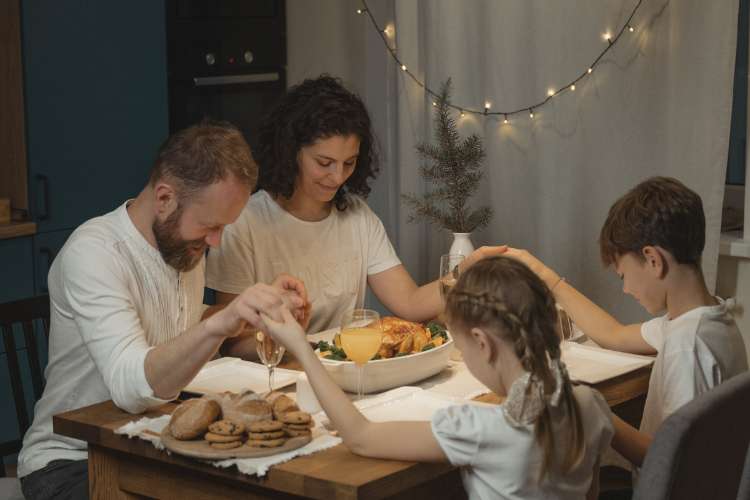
left=152, top=206, right=207, bottom=272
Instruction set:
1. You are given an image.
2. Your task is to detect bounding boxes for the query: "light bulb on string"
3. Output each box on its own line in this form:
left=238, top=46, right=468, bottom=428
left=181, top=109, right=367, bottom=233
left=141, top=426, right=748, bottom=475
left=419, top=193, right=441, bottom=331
left=358, top=0, right=647, bottom=130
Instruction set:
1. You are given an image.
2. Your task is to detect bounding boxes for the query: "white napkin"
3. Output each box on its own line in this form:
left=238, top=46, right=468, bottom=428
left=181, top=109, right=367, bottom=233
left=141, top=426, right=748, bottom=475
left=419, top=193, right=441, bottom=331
left=114, top=414, right=342, bottom=477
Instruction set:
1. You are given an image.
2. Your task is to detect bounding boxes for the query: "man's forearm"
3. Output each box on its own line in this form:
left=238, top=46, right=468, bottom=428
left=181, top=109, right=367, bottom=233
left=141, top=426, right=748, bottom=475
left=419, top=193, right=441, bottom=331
left=221, top=329, right=260, bottom=361
left=144, top=319, right=225, bottom=399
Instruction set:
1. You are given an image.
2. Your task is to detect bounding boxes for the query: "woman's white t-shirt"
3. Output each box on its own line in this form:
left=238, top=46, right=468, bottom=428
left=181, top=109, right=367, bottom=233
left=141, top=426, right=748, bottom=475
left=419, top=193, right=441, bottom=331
left=431, top=385, right=614, bottom=500
left=206, top=190, right=401, bottom=333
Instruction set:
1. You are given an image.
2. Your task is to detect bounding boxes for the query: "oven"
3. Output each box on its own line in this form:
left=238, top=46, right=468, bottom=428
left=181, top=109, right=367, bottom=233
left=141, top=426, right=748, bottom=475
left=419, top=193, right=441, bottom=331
left=166, top=0, right=286, bottom=151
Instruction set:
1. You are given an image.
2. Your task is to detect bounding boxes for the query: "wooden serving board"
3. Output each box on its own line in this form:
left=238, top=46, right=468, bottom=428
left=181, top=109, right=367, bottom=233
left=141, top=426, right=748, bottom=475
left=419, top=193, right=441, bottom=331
left=161, top=427, right=312, bottom=460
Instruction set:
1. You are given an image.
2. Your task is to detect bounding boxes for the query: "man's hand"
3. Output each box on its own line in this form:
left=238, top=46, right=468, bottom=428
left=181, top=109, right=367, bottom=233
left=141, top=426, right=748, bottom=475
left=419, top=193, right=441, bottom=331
left=205, top=283, right=287, bottom=339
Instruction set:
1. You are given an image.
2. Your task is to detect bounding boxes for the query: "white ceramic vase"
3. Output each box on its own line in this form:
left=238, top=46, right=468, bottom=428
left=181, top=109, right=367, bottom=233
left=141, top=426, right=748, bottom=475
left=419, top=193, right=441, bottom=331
left=449, top=232, right=474, bottom=257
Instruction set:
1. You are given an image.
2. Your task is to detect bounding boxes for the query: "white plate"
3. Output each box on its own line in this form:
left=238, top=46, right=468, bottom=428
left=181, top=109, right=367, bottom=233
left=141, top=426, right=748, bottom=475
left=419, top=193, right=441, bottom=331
left=562, top=343, right=654, bottom=384
left=183, top=357, right=298, bottom=395
left=314, top=330, right=455, bottom=394
left=323, top=386, right=492, bottom=423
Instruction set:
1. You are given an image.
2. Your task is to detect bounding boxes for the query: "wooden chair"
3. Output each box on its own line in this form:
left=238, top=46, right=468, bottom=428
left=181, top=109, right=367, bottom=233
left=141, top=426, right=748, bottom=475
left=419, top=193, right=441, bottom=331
left=0, top=295, right=49, bottom=489
left=633, top=372, right=750, bottom=500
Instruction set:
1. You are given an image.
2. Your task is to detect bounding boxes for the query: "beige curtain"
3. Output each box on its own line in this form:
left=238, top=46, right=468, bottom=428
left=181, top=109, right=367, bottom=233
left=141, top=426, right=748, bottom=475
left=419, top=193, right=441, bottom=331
left=287, top=0, right=739, bottom=322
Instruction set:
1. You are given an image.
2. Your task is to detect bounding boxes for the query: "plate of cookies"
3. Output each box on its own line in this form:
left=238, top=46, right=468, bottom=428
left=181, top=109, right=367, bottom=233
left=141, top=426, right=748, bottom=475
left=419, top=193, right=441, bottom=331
left=161, top=391, right=315, bottom=459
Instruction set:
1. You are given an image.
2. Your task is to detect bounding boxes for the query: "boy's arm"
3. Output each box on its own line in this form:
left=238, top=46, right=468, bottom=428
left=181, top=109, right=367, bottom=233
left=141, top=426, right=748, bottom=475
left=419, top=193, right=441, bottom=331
left=610, top=413, right=652, bottom=467
left=504, top=248, right=655, bottom=355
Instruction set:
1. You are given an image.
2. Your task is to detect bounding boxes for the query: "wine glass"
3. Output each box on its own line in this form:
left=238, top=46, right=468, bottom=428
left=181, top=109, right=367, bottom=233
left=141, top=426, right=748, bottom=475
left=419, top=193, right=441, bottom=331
left=439, top=254, right=465, bottom=302
left=556, top=304, right=574, bottom=352
left=256, top=330, right=285, bottom=393
left=339, top=309, right=382, bottom=401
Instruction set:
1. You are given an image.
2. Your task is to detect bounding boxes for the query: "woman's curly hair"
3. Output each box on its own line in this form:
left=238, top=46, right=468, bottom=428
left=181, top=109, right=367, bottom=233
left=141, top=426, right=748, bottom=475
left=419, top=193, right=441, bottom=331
left=254, top=75, right=380, bottom=211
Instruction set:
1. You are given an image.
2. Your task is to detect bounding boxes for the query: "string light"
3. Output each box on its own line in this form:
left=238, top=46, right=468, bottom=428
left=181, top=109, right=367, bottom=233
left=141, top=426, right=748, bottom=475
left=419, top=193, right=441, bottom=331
left=358, top=0, right=644, bottom=119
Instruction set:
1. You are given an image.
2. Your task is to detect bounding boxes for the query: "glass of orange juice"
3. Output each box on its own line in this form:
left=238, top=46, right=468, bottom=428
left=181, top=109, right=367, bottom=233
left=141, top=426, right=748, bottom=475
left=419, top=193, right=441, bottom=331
left=340, top=309, right=382, bottom=401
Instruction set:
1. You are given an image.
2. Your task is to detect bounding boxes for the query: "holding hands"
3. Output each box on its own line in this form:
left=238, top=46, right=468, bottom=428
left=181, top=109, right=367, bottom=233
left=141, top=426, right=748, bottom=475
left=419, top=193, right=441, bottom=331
left=205, top=273, right=309, bottom=340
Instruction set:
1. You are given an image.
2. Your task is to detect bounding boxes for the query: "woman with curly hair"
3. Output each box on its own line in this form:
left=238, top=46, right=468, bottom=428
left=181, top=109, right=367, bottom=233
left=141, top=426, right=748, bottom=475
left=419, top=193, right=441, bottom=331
left=206, top=75, right=502, bottom=348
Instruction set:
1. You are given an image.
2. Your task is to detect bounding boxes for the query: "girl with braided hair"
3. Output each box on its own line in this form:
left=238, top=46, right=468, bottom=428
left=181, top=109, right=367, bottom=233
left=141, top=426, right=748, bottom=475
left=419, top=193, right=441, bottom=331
left=259, top=256, right=614, bottom=499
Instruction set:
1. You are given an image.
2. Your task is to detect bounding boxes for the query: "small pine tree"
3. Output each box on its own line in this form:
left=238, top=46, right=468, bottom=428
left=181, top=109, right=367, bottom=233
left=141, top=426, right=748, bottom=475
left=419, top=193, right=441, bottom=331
left=402, top=79, right=493, bottom=233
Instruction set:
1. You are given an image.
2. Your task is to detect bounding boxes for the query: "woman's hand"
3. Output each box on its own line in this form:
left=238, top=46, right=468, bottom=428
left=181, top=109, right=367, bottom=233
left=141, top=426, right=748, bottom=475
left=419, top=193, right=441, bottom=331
left=272, top=272, right=311, bottom=328
left=459, top=245, right=508, bottom=272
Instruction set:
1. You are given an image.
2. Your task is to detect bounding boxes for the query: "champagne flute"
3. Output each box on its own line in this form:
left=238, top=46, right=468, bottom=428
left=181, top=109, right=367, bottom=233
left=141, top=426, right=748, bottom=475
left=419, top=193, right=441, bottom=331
left=556, top=304, right=573, bottom=352
left=256, top=330, right=285, bottom=393
left=439, top=254, right=465, bottom=301
left=339, top=309, right=382, bottom=401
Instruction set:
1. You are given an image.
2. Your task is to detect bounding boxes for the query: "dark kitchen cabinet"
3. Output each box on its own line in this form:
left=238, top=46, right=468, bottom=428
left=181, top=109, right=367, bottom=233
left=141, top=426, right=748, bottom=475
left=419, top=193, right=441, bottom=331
left=22, top=0, right=169, bottom=234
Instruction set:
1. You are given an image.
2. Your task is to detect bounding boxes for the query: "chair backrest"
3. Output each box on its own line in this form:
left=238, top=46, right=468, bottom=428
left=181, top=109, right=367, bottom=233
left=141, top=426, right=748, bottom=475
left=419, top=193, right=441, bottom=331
left=0, top=295, right=50, bottom=477
left=633, top=371, right=750, bottom=500
left=737, top=445, right=750, bottom=500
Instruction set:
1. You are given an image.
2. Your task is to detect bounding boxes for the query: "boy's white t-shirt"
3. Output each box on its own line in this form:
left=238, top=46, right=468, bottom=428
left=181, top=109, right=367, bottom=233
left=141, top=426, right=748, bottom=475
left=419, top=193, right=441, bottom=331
left=431, top=385, right=614, bottom=500
left=206, top=190, right=401, bottom=334
left=639, top=299, right=748, bottom=436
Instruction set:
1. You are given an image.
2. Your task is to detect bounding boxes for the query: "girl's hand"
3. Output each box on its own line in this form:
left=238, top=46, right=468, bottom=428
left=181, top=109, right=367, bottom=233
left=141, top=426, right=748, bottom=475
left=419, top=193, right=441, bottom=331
left=259, top=306, right=309, bottom=356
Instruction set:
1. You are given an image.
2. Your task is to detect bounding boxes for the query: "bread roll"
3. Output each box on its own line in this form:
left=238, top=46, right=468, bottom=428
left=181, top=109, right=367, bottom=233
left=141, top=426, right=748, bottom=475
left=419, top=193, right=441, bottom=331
left=272, top=394, right=299, bottom=420
left=169, top=398, right=221, bottom=440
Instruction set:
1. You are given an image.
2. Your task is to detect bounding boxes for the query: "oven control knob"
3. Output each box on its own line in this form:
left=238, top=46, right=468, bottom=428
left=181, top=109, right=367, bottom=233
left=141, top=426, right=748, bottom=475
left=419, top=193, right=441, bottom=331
left=205, top=53, right=216, bottom=66
left=243, top=50, right=254, bottom=64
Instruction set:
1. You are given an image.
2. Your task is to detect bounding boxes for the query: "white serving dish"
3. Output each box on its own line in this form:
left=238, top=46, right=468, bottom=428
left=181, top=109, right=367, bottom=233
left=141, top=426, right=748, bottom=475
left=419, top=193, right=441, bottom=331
left=316, top=331, right=455, bottom=394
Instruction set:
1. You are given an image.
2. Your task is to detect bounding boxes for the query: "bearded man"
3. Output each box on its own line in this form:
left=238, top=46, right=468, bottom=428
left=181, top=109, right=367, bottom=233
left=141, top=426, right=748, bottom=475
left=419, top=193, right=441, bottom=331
left=18, top=122, right=307, bottom=500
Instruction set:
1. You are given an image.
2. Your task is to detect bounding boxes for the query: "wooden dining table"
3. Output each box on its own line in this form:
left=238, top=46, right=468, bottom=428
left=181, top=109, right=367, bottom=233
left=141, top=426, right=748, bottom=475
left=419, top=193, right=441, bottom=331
left=53, top=363, right=651, bottom=499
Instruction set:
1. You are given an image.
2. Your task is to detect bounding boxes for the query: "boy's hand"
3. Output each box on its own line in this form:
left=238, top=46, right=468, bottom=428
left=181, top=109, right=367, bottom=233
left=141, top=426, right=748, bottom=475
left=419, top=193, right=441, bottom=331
left=503, top=247, right=561, bottom=290
left=459, top=245, right=508, bottom=272
left=259, top=307, right=309, bottom=357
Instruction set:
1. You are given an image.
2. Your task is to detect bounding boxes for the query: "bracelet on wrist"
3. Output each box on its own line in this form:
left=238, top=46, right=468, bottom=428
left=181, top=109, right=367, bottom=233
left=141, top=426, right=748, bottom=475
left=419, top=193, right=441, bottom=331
left=550, top=276, right=565, bottom=292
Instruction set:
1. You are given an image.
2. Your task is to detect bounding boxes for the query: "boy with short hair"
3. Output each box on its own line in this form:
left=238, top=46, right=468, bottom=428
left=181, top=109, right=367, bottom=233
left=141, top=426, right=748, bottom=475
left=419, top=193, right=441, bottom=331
left=506, top=176, right=747, bottom=466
